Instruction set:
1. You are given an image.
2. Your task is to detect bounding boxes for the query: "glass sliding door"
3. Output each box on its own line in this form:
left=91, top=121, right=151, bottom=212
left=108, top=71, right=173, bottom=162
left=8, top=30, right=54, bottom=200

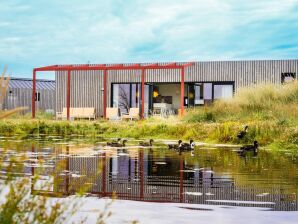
left=112, top=84, right=131, bottom=113
left=188, top=84, right=195, bottom=107
left=203, top=83, right=212, bottom=104
left=194, top=84, right=204, bottom=105
left=188, top=83, right=204, bottom=107
left=131, top=84, right=141, bottom=108
left=111, top=83, right=152, bottom=116
left=143, top=84, right=153, bottom=118
left=213, top=84, right=233, bottom=100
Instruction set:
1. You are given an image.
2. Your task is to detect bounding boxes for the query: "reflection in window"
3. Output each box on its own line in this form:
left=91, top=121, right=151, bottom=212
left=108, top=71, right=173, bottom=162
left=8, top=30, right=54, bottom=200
left=113, top=84, right=130, bottom=113
left=112, top=84, right=141, bottom=114
left=213, top=85, right=233, bottom=99
left=203, top=83, right=212, bottom=100
left=131, top=84, right=140, bottom=108
left=194, top=84, right=204, bottom=105
left=281, top=73, right=296, bottom=83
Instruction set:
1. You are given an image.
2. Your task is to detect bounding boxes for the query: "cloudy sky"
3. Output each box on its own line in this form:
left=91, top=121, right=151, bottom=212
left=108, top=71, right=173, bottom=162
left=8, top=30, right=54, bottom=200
left=1, top=0, right=298, bottom=78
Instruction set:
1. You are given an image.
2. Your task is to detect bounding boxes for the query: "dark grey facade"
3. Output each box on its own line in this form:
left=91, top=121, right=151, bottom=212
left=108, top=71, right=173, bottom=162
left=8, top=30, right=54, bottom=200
left=55, top=60, right=298, bottom=117
left=3, top=77, right=55, bottom=113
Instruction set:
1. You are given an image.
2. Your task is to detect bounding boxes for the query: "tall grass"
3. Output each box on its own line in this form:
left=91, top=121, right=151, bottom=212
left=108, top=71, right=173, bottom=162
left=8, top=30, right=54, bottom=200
left=184, top=81, right=298, bottom=123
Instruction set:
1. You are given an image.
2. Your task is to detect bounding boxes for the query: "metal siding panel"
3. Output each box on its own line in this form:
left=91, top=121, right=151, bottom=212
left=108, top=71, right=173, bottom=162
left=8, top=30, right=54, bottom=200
left=54, top=60, right=298, bottom=115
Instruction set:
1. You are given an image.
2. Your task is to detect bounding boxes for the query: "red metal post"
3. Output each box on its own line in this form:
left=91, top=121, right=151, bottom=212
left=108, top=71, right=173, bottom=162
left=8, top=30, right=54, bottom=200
left=32, top=69, right=36, bottom=118
left=101, top=152, right=106, bottom=196
left=180, top=67, right=185, bottom=116
left=139, top=150, right=144, bottom=200
left=67, top=69, right=71, bottom=120
left=66, top=146, right=70, bottom=195
left=103, top=69, right=107, bottom=118
left=179, top=156, right=184, bottom=203
left=141, top=68, right=145, bottom=119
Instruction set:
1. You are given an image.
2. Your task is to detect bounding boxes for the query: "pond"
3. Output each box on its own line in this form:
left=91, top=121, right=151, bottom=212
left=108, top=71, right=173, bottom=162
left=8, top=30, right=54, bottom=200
left=1, top=136, right=297, bottom=211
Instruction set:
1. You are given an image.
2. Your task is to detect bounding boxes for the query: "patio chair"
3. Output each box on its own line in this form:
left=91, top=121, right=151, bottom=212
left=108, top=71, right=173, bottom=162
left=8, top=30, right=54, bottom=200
left=106, top=107, right=121, bottom=121
left=121, top=107, right=140, bottom=120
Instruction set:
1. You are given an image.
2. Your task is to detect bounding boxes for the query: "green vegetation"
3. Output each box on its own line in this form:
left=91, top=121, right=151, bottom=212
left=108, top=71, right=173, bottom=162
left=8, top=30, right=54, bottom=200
left=0, top=81, right=297, bottom=150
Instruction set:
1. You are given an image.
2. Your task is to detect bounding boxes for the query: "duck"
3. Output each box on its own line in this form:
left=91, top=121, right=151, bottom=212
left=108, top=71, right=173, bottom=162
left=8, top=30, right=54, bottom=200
left=179, top=140, right=195, bottom=151
left=168, top=140, right=182, bottom=150
left=107, top=138, right=121, bottom=146
left=139, top=139, right=154, bottom=147
left=107, top=139, right=127, bottom=147
left=239, top=141, right=258, bottom=155
left=237, top=126, right=248, bottom=139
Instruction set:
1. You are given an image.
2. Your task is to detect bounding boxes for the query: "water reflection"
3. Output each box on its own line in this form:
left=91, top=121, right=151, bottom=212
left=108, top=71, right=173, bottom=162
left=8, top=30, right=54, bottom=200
left=0, top=136, right=297, bottom=211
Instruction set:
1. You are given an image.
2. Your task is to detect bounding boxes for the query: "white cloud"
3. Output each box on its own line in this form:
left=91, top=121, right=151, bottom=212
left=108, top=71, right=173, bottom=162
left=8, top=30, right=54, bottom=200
left=0, top=0, right=298, bottom=76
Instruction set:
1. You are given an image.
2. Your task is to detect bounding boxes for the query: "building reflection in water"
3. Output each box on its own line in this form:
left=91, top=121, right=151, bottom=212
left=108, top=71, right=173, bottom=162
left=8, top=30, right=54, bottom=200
left=29, top=146, right=297, bottom=211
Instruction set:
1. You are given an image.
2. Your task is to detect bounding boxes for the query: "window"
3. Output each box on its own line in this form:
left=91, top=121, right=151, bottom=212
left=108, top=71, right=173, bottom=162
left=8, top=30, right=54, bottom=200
left=35, top=92, right=40, bottom=102
left=203, top=83, right=212, bottom=100
left=112, top=84, right=141, bottom=114
left=213, top=84, right=233, bottom=100
left=281, top=73, right=296, bottom=83
left=112, top=84, right=131, bottom=113
left=188, top=83, right=204, bottom=106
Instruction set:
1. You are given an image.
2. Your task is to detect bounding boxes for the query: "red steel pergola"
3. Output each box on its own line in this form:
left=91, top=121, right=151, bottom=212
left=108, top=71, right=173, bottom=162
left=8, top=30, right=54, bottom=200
left=32, top=63, right=193, bottom=120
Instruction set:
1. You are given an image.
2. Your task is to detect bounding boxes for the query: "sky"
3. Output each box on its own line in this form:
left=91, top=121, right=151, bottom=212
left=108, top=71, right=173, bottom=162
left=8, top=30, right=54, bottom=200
left=1, top=0, right=298, bottom=79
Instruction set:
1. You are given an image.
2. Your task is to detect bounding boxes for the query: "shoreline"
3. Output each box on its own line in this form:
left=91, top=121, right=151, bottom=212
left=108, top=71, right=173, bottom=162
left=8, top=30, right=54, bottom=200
left=0, top=118, right=296, bottom=151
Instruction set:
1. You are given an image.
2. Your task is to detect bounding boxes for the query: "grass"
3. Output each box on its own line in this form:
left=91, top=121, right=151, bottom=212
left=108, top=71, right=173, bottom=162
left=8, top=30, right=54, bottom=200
left=0, top=81, right=297, bottom=150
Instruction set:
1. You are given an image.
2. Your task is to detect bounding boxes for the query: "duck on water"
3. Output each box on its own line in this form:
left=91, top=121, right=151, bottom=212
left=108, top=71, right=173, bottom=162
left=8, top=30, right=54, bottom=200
left=168, top=140, right=182, bottom=150
left=179, top=140, right=195, bottom=151
left=107, top=139, right=128, bottom=147
left=139, top=139, right=154, bottom=147
left=238, top=141, right=259, bottom=156
left=168, top=140, right=195, bottom=151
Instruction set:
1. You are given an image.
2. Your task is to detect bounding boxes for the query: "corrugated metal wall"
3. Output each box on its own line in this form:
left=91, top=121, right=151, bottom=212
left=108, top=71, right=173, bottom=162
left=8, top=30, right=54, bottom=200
left=3, top=78, right=55, bottom=113
left=56, top=70, right=104, bottom=117
left=55, top=60, right=298, bottom=117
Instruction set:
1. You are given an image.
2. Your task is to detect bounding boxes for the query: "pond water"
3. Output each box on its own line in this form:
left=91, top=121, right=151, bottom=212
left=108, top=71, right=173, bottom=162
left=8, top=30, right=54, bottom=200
left=1, top=136, right=297, bottom=211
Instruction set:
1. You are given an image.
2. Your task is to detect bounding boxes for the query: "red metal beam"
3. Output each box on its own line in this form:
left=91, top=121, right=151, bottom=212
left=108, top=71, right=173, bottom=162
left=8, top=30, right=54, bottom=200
left=34, top=63, right=185, bottom=72
left=182, top=62, right=194, bottom=67
left=141, top=68, right=145, bottom=119
left=35, top=65, right=58, bottom=71
left=103, top=69, right=107, bottom=118
left=67, top=69, right=71, bottom=120
left=145, top=63, right=158, bottom=67
left=32, top=69, right=36, bottom=118
left=180, top=67, right=185, bottom=116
